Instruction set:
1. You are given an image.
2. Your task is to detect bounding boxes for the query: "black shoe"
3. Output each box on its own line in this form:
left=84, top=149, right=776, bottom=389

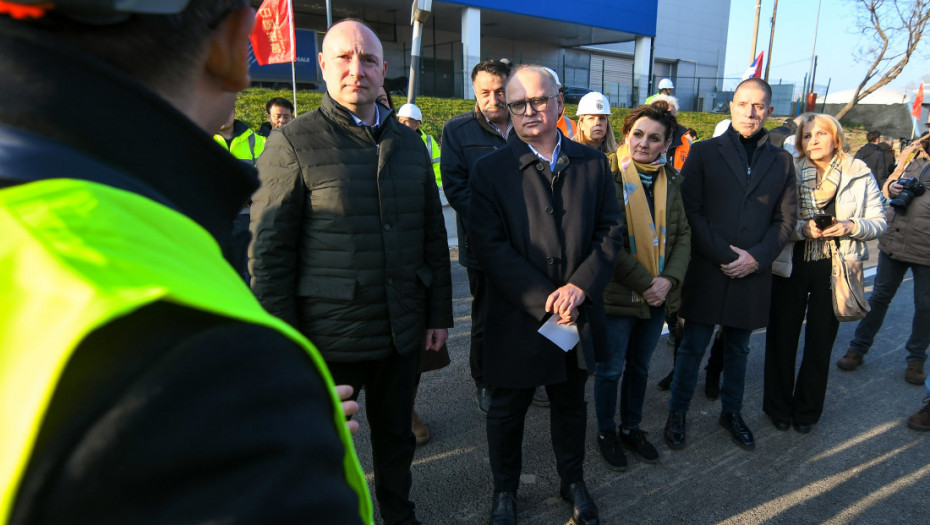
left=664, top=411, right=687, bottom=450
left=596, top=432, right=628, bottom=471
left=488, top=491, right=516, bottom=525
left=793, top=422, right=813, bottom=434
left=619, top=428, right=659, bottom=463
left=476, top=385, right=491, bottom=415
left=657, top=369, right=674, bottom=391
left=769, top=416, right=791, bottom=432
left=719, top=412, right=755, bottom=450
left=531, top=385, right=550, bottom=407
left=704, top=368, right=721, bottom=400
left=559, top=481, right=599, bottom=525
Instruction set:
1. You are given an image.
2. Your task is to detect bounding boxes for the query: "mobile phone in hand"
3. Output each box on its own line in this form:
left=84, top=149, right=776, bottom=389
left=814, top=213, right=834, bottom=230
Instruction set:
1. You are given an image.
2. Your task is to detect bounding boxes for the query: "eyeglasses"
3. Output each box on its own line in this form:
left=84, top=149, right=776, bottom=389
left=506, top=95, right=558, bottom=115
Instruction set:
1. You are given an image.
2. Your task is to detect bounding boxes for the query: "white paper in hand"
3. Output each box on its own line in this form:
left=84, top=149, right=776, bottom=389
left=538, top=314, right=580, bottom=352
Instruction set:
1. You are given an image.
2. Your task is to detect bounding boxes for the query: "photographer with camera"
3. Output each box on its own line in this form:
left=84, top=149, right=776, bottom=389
left=837, top=134, right=930, bottom=430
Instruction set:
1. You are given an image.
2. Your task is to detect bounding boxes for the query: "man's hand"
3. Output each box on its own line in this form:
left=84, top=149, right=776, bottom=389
left=821, top=219, right=855, bottom=238
left=888, top=181, right=903, bottom=198
left=557, top=307, right=578, bottom=326
left=721, top=245, right=758, bottom=279
left=335, top=385, right=360, bottom=435
left=424, top=328, right=448, bottom=351
left=642, top=276, right=673, bottom=307
left=546, top=283, right=586, bottom=318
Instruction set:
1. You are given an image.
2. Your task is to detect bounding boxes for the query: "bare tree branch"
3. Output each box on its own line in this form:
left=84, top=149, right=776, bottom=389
left=834, top=0, right=929, bottom=120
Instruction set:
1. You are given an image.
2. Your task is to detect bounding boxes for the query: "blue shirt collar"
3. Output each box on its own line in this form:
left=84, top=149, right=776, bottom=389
left=526, top=133, right=562, bottom=173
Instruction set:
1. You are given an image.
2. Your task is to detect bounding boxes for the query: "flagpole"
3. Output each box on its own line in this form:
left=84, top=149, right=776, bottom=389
left=288, top=0, right=297, bottom=114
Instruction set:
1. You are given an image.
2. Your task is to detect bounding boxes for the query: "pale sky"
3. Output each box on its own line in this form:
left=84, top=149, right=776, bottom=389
left=723, top=0, right=928, bottom=95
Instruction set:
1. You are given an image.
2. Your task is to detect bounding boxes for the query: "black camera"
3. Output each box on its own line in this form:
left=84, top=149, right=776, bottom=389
left=889, top=177, right=926, bottom=213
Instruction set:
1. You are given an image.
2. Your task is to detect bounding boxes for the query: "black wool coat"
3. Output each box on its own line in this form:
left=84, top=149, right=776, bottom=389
left=469, top=137, right=624, bottom=388
left=679, top=128, right=797, bottom=330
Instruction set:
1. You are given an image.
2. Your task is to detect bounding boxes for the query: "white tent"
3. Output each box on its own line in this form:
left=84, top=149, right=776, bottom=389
left=822, top=86, right=910, bottom=105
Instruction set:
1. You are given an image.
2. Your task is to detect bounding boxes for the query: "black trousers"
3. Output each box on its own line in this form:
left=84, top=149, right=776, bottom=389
left=327, top=349, right=421, bottom=525
left=467, top=267, right=487, bottom=386
left=487, top=350, right=588, bottom=493
left=764, top=244, right=839, bottom=425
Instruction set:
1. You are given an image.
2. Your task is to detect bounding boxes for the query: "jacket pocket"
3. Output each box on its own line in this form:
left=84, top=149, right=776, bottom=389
left=297, top=275, right=357, bottom=301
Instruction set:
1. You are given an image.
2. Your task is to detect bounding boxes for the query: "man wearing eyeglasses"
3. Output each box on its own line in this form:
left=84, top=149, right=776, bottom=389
left=469, top=65, right=623, bottom=525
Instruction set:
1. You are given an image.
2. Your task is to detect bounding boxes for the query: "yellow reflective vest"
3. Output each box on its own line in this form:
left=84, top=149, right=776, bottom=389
left=0, top=179, right=372, bottom=524
left=420, top=131, right=442, bottom=187
left=213, top=126, right=265, bottom=166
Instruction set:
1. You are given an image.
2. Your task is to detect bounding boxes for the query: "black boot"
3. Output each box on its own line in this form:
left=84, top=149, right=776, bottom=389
left=657, top=369, right=674, bottom=391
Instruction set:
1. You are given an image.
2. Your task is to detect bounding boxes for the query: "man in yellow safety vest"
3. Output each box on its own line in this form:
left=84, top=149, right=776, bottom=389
left=0, top=1, right=372, bottom=523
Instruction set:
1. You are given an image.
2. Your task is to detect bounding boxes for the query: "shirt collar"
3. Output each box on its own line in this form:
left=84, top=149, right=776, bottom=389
left=526, top=133, right=562, bottom=173
left=483, top=112, right=512, bottom=140
left=350, top=105, right=382, bottom=128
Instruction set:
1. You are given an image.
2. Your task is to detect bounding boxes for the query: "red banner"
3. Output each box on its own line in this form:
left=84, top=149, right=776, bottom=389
left=250, top=0, right=294, bottom=66
left=912, top=82, right=924, bottom=119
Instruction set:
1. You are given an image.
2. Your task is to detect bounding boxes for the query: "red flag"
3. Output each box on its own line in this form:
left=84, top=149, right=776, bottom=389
left=250, top=0, right=295, bottom=65
left=741, top=51, right=764, bottom=80
left=912, top=82, right=924, bottom=118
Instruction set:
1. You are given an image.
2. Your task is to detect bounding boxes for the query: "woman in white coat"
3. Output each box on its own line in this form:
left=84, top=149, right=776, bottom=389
left=763, top=113, right=886, bottom=433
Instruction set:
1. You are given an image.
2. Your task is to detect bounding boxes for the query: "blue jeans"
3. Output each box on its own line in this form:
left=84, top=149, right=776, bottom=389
left=669, top=322, right=752, bottom=414
left=848, top=251, right=930, bottom=364
left=594, top=307, right=665, bottom=434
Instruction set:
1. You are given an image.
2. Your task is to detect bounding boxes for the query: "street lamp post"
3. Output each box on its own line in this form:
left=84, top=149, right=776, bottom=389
left=407, top=0, right=432, bottom=105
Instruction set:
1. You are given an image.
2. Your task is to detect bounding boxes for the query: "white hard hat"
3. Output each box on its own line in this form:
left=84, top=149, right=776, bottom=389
left=397, top=103, right=422, bottom=121
left=543, top=67, right=562, bottom=88
left=575, top=92, right=611, bottom=116
left=658, top=78, right=674, bottom=90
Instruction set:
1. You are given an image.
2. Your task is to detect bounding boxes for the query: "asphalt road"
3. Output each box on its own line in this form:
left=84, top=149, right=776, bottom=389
left=352, top=240, right=928, bottom=524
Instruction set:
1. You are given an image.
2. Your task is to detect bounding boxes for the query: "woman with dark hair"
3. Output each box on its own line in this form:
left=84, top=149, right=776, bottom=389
left=763, top=113, right=885, bottom=433
left=594, top=100, right=691, bottom=469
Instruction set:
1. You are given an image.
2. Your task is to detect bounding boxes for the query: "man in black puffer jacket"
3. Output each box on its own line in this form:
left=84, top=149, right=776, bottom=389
left=250, top=19, right=452, bottom=525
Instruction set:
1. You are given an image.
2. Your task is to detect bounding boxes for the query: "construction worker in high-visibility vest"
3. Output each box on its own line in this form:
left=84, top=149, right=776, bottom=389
left=213, top=108, right=265, bottom=283
left=645, top=78, right=675, bottom=105
left=397, top=103, right=442, bottom=187
left=0, top=1, right=372, bottom=523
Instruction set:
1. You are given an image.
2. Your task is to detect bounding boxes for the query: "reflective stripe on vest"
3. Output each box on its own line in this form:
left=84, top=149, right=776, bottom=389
left=0, top=179, right=372, bottom=524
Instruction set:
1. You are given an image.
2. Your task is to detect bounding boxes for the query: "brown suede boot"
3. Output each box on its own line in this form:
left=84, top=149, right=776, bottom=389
left=905, top=362, right=926, bottom=385
left=412, top=409, right=430, bottom=446
left=837, top=350, right=864, bottom=371
left=907, top=399, right=930, bottom=431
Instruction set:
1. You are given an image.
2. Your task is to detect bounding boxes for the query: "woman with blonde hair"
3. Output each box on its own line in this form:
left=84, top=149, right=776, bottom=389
left=763, top=113, right=886, bottom=433
left=574, top=91, right=619, bottom=153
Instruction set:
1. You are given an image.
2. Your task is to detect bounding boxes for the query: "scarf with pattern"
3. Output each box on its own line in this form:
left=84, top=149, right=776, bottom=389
left=616, top=143, right=668, bottom=302
left=796, top=155, right=841, bottom=261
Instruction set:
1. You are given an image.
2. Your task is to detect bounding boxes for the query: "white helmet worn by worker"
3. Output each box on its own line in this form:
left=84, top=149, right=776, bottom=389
left=397, top=103, right=423, bottom=121
left=658, top=78, right=674, bottom=90
left=575, top=92, right=611, bottom=116
left=543, top=67, right=563, bottom=88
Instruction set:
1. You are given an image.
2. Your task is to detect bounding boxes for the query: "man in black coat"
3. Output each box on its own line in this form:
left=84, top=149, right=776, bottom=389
left=440, top=58, right=513, bottom=414
left=767, top=117, right=798, bottom=149
left=854, top=130, right=889, bottom=186
left=664, top=78, right=797, bottom=452
left=1, top=1, right=369, bottom=523
left=469, top=65, right=623, bottom=525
